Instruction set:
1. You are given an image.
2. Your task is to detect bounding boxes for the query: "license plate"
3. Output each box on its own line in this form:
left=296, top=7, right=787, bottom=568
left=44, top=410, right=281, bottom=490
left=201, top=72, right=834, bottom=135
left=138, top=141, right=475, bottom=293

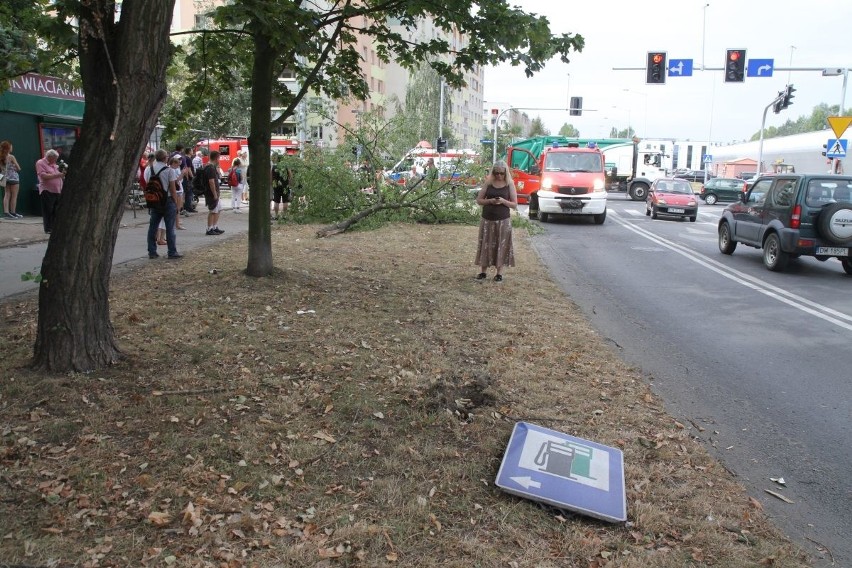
left=816, top=246, right=849, bottom=256
left=668, top=208, right=685, bottom=214
left=559, top=200, right=583, bottom=210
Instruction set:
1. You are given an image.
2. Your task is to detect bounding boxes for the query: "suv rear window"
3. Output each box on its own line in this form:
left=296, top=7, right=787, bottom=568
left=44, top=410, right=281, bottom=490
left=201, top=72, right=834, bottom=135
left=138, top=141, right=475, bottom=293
left=805, top=179, right=852, bottom=208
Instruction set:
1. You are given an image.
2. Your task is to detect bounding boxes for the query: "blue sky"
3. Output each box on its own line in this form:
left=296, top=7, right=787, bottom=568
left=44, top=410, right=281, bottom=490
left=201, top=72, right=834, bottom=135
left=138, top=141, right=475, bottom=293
left=483, top=0, right=851, bottom=144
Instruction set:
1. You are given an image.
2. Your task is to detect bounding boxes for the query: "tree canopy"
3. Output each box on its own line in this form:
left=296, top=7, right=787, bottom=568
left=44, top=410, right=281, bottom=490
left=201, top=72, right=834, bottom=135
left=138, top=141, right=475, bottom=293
left=749, top=103, right=851, bottom=141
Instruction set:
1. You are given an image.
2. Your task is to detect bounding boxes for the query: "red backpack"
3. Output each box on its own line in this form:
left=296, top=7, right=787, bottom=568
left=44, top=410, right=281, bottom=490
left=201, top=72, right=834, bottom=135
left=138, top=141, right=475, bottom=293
left=228, top=167, right=239, bottom=187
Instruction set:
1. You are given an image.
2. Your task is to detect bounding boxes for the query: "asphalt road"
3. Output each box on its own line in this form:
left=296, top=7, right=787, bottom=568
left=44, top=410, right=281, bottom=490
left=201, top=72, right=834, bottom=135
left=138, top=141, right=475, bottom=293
left=528, top=193, right=851, bottom=568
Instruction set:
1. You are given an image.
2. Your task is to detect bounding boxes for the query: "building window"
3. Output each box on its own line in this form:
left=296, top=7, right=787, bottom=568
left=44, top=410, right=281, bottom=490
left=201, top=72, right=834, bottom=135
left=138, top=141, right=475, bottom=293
left=686, top=146, right=693, bottom=169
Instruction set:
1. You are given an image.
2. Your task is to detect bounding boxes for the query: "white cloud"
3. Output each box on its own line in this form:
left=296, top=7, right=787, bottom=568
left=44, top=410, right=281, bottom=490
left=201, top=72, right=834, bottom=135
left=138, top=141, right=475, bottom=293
left=484, top=0, right=851, bottom=144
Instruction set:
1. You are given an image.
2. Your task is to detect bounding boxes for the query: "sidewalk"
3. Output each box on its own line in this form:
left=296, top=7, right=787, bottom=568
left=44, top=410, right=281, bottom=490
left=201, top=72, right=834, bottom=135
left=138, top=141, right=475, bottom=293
left=0, top=212, right=55, bottom=248
left=0, top=189, right=246, bottom=250
left=0, top=199, right=250, bottom=299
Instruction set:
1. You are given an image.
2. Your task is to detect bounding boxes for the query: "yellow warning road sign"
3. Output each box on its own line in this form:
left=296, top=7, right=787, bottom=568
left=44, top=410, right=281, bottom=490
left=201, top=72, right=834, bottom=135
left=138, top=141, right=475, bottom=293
left=827, top=116, right=852, bottom=139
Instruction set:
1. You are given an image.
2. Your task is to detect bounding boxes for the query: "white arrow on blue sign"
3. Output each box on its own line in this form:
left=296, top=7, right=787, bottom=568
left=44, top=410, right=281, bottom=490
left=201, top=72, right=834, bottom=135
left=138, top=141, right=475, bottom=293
left=667, top=59, right=693, bottom=77
left=826, top=138, right=848, bottom=158
left=495, top=422, right=626, bottom=522
left=747, top=59, right=774, bottom=77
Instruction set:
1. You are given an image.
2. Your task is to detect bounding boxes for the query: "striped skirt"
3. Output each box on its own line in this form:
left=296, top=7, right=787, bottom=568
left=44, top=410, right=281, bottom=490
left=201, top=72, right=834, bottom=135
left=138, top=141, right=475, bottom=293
left=475, top=217, right=515, bottom=268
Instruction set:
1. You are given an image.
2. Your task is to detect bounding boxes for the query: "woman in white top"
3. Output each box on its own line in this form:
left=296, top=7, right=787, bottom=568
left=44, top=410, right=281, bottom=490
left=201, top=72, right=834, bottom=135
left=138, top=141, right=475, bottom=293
left=169, top=155, right=186, bottom=229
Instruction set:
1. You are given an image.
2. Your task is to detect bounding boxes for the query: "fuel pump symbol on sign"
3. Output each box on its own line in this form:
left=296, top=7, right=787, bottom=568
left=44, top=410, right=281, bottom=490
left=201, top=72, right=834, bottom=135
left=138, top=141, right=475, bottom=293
left=533, top=440, right=594, bottom=481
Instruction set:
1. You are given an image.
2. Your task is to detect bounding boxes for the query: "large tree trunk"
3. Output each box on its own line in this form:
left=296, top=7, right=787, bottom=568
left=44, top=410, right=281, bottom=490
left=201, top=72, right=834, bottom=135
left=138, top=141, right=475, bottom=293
left=32, top=1, right=175, bottom=372
left=244, top=30, right=276, bottom=277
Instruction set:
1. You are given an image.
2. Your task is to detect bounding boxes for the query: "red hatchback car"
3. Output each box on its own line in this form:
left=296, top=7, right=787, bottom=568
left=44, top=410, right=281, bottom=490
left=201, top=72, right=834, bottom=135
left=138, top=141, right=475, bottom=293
left=645, top=178, right=698, bottom=222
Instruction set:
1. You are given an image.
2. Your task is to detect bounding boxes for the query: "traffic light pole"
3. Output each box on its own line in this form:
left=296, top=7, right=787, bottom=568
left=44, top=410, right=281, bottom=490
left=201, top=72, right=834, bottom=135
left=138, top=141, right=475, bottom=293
left=757, top=92, right=787, bottom=174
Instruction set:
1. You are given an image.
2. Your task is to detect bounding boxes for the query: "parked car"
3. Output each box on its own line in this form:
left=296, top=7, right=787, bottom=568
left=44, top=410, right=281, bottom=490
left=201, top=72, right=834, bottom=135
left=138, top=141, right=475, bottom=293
left=699, top=177, right=745, bottom=204
left=718, top=174, right=852, bottom=273
left=645, top=178, right=698, bottom=222
left=673, top=169, right=706, bottom=183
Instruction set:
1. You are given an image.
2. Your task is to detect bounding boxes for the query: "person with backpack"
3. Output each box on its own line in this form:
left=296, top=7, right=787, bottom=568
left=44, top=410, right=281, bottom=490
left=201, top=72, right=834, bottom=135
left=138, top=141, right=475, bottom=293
left=228, top=158, right=245, bottom=213
left=143, top=149, right=182, bottom=259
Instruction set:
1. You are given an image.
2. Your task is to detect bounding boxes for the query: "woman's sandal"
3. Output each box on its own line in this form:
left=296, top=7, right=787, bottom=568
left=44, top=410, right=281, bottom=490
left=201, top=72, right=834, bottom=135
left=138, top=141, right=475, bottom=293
left=494, top=275, right=503, bottom=282
left=475, top=273, right=487, bottom=280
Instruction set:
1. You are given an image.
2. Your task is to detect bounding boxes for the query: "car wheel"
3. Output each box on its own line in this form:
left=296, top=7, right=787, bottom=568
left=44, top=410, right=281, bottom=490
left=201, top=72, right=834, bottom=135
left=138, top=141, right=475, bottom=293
left=763, top=233, right=790, bottom=272
left=593, top=209, right=606, bottom=224
left=689, top=215, right=697, bottom=222
left=704, top=194, right=718, bottom=205
left=629, top=183, right=649, bottom=201
left=816, top=202, right=852, bottom=245
left=651, top=205, right=658, bottom=220
left=718, top=222, right=737, bottom=255
left=538, top=210, right=549, bottom=222
left=842, top=258, right=852, bottom=275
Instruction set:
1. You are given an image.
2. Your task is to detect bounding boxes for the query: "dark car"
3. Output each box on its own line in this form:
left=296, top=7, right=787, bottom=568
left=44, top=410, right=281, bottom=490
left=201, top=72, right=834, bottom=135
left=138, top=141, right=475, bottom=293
left=699, top=177, right=745, bottom=204
left=718, top=174, right=852, bottom=273
left=673, top=169, right=707, bottom=183
left=646, top=178, right=698, bottom=221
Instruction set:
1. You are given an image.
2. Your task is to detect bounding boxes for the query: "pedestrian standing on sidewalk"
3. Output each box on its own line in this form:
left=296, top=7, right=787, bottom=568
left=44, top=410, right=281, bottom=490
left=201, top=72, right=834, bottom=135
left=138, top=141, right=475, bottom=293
left=182, top=147, right=196, bottom=213
left=144, top=149, right=182, bottom=259
left=271, top=154, right=292, bottom=220
left=474, top=160, right=517, bottom=282
left=0, top=141, right=22, bottom=219
left=203, top=151, right=224, bottom=235
left=229, top=158, right=245, bottom=212
left=35, top=149, right=65, bottom=233
left=169, top=154, right=186, bottom=229
left=238, top=150, right=250, bottom=203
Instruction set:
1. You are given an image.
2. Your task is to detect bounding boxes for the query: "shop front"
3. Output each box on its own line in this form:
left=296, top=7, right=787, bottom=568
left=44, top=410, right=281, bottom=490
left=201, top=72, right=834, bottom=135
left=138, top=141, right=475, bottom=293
left=0, top=74, right=84, bottom=216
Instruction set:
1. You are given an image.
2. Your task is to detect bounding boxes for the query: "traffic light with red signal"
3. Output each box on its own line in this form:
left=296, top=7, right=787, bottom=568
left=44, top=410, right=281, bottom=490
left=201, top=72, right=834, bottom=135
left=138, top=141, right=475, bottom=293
left=646, top=52, right=667, bottom=85
left=725, top=49, right=746, bottom=83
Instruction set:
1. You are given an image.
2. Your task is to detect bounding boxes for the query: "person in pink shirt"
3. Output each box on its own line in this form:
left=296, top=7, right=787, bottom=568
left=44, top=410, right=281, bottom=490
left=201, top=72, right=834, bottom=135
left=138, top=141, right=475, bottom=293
left=35, top=149, right=66, bottom=234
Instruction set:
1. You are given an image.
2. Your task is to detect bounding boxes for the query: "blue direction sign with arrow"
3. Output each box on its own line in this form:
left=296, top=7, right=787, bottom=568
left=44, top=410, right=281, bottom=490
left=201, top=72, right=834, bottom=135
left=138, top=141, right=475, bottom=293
left=747, top=58, right=774, bottom=77
left=826, top=138, right=848, bottom=158
left=495, top=422, right=626, bottom=522
left=667, top=59, right=693, bottom=77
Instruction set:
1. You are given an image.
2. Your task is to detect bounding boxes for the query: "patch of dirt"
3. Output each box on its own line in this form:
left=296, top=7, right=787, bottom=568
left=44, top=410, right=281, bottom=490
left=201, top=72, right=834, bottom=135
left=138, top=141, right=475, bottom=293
left=0, top=222, right=810, bottom=567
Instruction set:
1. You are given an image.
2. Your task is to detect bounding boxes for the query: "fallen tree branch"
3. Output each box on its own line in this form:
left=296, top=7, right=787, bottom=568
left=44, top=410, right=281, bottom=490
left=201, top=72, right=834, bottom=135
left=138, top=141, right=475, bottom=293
left=316, top=202, right=434, bottom=237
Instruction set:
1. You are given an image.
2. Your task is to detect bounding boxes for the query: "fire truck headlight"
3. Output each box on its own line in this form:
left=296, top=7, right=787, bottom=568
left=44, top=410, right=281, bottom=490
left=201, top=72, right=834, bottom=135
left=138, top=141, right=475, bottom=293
left=592, top=179, right=605, bottom=191
left=541, top=178, right=553, bottom=190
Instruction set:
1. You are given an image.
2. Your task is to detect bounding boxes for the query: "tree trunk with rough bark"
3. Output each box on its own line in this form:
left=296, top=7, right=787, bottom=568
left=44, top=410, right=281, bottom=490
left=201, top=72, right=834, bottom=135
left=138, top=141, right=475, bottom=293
left=32, top=0, right=175, bottom=372
left=244, top=31, right=275, bottom=278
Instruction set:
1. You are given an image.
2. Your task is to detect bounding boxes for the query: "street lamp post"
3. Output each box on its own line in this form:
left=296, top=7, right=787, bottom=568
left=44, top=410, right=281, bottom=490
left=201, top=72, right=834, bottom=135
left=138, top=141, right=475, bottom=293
left=701, top=3, right=709, bottom=71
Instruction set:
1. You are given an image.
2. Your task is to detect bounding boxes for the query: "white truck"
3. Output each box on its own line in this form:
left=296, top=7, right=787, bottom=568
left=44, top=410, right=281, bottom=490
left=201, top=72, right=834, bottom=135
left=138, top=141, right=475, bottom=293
left=603, top=139, right=668, bottom=201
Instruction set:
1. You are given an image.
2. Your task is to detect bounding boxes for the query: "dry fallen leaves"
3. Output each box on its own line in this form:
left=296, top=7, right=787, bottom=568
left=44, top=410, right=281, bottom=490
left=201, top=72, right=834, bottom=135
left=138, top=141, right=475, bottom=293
left=147, top=511, right=171, bottom=526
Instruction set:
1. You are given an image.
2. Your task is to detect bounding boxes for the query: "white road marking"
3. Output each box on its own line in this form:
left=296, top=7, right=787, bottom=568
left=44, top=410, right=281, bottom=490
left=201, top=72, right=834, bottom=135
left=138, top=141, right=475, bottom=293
left=609, top=210, right=852, bottom=332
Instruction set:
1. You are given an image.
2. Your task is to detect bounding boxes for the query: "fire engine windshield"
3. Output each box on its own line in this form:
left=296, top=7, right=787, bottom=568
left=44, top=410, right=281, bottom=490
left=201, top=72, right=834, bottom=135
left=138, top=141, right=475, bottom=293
left=544, top=153, right=602, bottom=173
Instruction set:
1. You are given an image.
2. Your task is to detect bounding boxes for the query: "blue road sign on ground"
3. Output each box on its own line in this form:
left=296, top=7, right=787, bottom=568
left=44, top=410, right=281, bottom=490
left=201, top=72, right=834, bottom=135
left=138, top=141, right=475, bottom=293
left=826, top=138, right=848, bottom=158
left=747, top=59, right=774, bottom=77
left=667, top=59, right=693, bottom=77
left=495, top=422, right=626, bottom=522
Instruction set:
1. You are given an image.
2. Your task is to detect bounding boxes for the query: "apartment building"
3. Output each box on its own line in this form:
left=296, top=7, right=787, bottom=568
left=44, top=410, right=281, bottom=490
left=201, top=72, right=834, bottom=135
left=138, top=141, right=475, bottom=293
left=170, top=1, right=484, bottom=150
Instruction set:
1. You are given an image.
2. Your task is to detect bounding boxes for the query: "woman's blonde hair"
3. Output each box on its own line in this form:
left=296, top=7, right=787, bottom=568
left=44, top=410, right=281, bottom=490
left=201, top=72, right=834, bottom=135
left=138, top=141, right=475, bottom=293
left=489, top=160, right=515, bottom=191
